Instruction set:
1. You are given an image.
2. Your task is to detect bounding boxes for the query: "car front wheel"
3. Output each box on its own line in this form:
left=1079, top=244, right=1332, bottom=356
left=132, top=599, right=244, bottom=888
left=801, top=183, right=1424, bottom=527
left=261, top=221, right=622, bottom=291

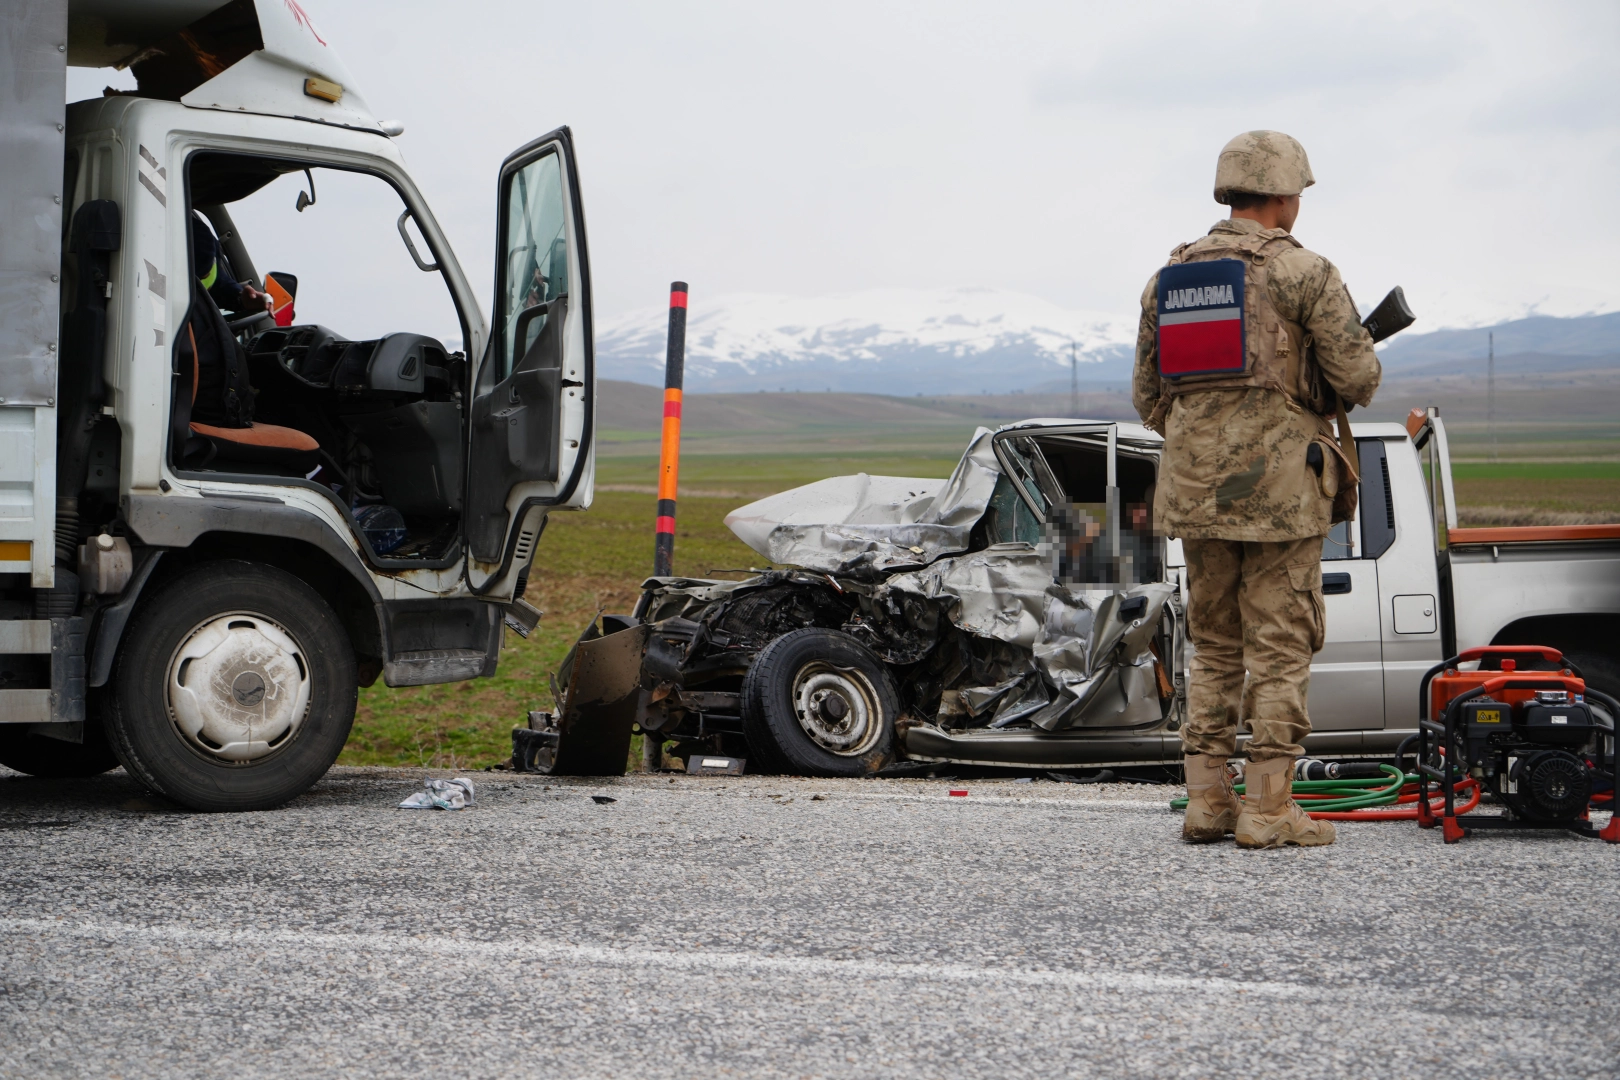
left=741, top=628, right=898, bottom=777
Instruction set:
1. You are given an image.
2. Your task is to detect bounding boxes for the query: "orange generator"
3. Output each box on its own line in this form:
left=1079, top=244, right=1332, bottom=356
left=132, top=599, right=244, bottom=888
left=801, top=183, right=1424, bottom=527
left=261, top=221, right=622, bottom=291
left=1414, top=646, right=1619, bottom=843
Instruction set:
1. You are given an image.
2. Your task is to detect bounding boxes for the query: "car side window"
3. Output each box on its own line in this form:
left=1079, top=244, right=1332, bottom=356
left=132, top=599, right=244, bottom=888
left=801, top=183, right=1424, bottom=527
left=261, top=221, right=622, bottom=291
left=1358, top=439, right=1395, bottom=559
left=1321, top=519, right=1354, bottom=561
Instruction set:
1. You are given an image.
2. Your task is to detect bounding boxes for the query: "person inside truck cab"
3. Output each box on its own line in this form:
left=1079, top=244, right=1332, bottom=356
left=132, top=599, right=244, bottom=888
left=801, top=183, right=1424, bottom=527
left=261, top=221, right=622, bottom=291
left=190, top=212, right=270, bottom=317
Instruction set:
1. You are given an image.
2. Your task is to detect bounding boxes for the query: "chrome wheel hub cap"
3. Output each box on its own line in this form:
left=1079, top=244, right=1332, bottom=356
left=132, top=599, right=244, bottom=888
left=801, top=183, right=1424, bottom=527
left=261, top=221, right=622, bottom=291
left=167, top=613, right=311, bottom=763
left=791, top=663, right=881, bottom=756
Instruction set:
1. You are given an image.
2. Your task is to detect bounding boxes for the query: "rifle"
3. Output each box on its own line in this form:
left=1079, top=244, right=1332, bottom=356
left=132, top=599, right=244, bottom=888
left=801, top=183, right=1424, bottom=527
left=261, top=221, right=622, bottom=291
left=1326, top=285, right=1413, bottom=522
left=1361, top=286, right=1415, bottom=343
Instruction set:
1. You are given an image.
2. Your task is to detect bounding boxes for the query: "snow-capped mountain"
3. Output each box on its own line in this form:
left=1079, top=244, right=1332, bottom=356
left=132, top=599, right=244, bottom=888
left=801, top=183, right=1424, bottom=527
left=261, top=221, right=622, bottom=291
left=594, top=287, right=1137, bottom=394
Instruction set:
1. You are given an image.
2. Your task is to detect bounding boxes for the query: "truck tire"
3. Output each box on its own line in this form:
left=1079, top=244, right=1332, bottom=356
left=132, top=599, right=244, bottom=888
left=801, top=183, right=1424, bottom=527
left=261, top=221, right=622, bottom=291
left=0, top=705, right=120, bottom=778
left=105, top=560, right=357, bottom=812
left=741, top=628, right=897, bottom=777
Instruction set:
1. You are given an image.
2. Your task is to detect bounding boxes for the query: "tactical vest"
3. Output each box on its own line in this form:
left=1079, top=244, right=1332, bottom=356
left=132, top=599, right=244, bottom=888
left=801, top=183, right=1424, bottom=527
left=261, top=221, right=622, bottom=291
left=1147, top=228, right=1360, bottom=525
left=1151, top=230, right=1335, bottom=417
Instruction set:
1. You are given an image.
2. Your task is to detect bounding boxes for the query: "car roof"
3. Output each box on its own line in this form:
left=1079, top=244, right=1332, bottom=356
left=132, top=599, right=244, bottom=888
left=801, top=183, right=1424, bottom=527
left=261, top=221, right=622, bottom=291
left=997, top=419, right=1163, bottom=447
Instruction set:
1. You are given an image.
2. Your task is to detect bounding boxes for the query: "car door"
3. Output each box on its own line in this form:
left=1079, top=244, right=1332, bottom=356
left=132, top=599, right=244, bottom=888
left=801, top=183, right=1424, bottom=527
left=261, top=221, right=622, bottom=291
left=1306, top=438, right=1394, bottom=731
left=465, top=128, right=594, bottom=590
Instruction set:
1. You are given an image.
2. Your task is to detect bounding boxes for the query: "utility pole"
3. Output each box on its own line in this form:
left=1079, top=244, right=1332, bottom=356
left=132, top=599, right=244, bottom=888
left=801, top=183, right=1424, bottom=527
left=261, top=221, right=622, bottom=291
left=1488, top=330, right=1496, bottom=462
left=1069, top=341, right=1079, bottom=417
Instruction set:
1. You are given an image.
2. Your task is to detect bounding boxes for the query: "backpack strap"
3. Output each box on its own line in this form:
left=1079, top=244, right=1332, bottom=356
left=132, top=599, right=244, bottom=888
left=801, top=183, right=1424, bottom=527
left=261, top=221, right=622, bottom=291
left=1326, top=398, right=1361, bottom=525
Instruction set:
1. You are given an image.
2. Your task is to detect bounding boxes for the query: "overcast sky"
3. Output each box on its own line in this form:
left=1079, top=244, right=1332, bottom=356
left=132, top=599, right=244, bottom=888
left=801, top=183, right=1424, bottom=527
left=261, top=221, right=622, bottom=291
left=73, top=0, right=1620, bottom=332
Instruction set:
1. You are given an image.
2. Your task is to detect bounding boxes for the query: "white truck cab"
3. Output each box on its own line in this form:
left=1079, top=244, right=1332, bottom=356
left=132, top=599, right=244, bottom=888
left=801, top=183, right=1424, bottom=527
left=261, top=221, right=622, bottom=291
left=1, top=0, right=596, bottom=808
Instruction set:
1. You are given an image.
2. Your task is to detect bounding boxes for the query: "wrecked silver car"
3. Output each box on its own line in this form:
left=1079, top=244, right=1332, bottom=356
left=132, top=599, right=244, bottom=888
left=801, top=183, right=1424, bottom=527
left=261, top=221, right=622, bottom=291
left=531, top=421, right=1194, bottom=776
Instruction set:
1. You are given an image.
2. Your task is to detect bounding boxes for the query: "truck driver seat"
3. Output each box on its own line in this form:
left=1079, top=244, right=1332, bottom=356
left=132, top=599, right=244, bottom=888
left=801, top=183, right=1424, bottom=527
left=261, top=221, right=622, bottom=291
left=174, top=309, right=320, bottom=475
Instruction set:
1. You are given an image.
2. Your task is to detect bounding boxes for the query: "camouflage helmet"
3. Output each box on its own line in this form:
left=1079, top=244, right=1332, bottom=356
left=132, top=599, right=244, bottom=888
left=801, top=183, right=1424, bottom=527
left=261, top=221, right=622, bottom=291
left=1213, top=130, right=1315, bottom=204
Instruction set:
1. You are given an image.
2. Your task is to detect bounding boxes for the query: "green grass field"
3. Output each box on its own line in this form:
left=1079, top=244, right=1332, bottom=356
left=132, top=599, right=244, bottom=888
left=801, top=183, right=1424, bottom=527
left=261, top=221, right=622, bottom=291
left=1450, top=462, right=1620, bottom=480
left=1448, top=461, right=1620, bottom=526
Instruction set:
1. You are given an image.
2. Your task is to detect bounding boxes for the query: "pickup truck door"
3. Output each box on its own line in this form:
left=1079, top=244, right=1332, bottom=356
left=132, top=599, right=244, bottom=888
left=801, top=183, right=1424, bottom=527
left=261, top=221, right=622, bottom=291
left=465, top=128, right=594, bottom=589
left=1378, top=418, right=1449, bottom=724
left=1307, top=439, right=1395, bottom=732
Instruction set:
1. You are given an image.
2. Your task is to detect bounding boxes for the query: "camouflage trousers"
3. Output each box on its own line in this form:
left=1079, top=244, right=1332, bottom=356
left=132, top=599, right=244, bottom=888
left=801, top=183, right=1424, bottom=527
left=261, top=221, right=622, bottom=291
left=1180, top=536, right=1325, bottom=762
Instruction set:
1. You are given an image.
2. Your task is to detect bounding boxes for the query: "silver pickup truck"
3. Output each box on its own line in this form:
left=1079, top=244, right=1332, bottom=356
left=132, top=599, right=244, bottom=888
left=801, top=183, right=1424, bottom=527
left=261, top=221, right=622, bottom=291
left=540, top=407, right=1620, bottom=777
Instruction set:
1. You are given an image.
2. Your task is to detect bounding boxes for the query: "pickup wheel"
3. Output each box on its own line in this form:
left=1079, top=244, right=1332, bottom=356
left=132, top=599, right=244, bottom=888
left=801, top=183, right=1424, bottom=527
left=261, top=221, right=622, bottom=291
left=0, top=704, right=119, bottom=778
left=741, top=628, right=898, bottom=777
left=105, top=560, right=357, bottom=812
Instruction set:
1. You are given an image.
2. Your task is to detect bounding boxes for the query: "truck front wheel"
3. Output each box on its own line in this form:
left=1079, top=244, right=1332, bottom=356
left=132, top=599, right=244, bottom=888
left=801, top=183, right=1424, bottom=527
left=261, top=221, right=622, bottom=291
left=105, top=560, right=357, bottom=812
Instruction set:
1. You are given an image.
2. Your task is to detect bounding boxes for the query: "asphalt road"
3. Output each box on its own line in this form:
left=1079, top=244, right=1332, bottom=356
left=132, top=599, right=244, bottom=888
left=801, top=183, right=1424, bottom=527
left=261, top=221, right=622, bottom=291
left=2, top=765, right=1616, bottom=1080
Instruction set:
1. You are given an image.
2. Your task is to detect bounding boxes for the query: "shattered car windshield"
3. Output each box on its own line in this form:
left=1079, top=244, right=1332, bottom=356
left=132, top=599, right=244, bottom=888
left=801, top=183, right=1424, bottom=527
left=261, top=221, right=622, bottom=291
left=999, top=436, right=1058, bottom=517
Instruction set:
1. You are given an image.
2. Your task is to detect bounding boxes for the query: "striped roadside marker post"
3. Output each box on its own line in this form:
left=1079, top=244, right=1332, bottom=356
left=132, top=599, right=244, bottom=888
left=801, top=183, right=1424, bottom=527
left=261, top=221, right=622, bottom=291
left=653, top=282, right=687, bottom=577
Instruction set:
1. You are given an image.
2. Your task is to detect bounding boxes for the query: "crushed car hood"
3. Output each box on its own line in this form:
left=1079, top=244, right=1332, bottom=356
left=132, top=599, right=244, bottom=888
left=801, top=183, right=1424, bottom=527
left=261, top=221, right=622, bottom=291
left=723, top=428, right=1001, bottom=573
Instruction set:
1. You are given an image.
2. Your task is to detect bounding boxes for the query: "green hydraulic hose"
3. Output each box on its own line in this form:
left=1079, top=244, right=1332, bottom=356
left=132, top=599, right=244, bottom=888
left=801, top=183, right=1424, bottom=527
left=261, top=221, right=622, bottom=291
left=1170, top=763, right=1410, bottom=813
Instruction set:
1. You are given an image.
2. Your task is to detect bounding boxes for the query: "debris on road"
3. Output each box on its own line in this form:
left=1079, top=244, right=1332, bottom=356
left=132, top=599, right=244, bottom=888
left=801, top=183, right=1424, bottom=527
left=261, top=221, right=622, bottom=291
left=1048, top=769, right=1116, bottom=785
left=687, top=755, right=745, bottom=776
left=398, top=778, right=476, bottom=810
left=591, top=795, right=617, bottom=805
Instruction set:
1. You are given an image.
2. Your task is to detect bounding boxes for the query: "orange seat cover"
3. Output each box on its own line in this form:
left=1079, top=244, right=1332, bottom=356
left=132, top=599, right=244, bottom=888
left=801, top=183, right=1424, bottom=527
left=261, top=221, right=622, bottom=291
left=191, top=421, right=319, bottom=452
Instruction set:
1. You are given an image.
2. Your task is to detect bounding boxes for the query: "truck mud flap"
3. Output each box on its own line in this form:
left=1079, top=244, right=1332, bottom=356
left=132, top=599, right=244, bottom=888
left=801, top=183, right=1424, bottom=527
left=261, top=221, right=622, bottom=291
left=532, top=615, right=648, bottom=776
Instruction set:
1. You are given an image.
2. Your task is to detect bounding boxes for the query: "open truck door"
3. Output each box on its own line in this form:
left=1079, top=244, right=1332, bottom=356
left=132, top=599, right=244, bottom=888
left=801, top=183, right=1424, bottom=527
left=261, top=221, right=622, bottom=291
left=466, top=128, right=595, bottom=594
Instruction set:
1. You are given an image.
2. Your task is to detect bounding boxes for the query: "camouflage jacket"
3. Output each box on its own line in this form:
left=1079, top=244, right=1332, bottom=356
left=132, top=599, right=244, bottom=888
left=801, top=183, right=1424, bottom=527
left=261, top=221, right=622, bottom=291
left=1132, top=218, right=1382, bottom=542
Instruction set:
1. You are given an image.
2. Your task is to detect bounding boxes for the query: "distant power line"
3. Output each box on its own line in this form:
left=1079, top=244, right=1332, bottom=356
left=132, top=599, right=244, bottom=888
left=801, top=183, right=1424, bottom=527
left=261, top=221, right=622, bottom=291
left=1488, top=330, right=1496, bottom=462
left=1070, top=341, right=1079, bottom=417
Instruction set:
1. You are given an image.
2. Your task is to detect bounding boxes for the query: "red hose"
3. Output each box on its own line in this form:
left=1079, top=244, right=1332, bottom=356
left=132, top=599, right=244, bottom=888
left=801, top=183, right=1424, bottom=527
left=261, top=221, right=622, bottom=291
left=1306, top=779, right=1482, bottom=821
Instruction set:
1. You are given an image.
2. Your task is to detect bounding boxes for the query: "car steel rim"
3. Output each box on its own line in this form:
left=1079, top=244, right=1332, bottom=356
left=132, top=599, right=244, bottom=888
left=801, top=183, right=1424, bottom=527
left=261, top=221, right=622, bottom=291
left=791, top=661, right=882, bottom=756
left=166, top=611, right=312, bottom=764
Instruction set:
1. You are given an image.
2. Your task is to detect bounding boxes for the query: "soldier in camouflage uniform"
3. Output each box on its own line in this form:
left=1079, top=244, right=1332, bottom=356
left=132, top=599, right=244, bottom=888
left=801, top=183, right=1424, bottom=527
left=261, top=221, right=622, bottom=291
left=1132, top=131, right=1382, bottom=848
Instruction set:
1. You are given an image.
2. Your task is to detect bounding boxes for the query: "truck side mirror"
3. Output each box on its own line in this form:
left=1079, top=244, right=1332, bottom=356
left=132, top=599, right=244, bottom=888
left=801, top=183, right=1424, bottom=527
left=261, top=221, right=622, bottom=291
left=295, top=168, right=316, bottom=213
left=265, top=271, right=297, bottom=327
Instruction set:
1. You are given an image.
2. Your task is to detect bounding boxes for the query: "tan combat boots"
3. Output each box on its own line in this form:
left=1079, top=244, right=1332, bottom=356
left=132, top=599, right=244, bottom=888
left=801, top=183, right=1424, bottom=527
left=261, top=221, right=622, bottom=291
left=1181, top=754, right=1241, bottom=842
left=1234, top=756, right=1337, bottom=848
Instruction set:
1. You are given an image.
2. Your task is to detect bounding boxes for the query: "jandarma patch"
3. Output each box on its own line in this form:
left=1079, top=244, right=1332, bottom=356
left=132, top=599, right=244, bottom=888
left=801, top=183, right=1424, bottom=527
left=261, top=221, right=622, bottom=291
left=1157, top=259, right=1246, bottom=378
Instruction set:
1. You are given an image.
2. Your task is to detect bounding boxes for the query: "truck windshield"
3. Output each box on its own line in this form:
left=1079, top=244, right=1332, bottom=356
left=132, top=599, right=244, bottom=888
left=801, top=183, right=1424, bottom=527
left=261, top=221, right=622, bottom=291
left=202, top=160, right=464, bottom=348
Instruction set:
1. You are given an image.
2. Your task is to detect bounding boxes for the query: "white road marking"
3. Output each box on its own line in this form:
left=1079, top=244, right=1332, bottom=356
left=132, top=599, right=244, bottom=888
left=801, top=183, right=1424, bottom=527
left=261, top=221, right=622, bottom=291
left=0, top=916, right=1299, bottom=999
left=337, top=774, right=1176, bottom=811
left=820, top=789, right=1172, bottom=811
